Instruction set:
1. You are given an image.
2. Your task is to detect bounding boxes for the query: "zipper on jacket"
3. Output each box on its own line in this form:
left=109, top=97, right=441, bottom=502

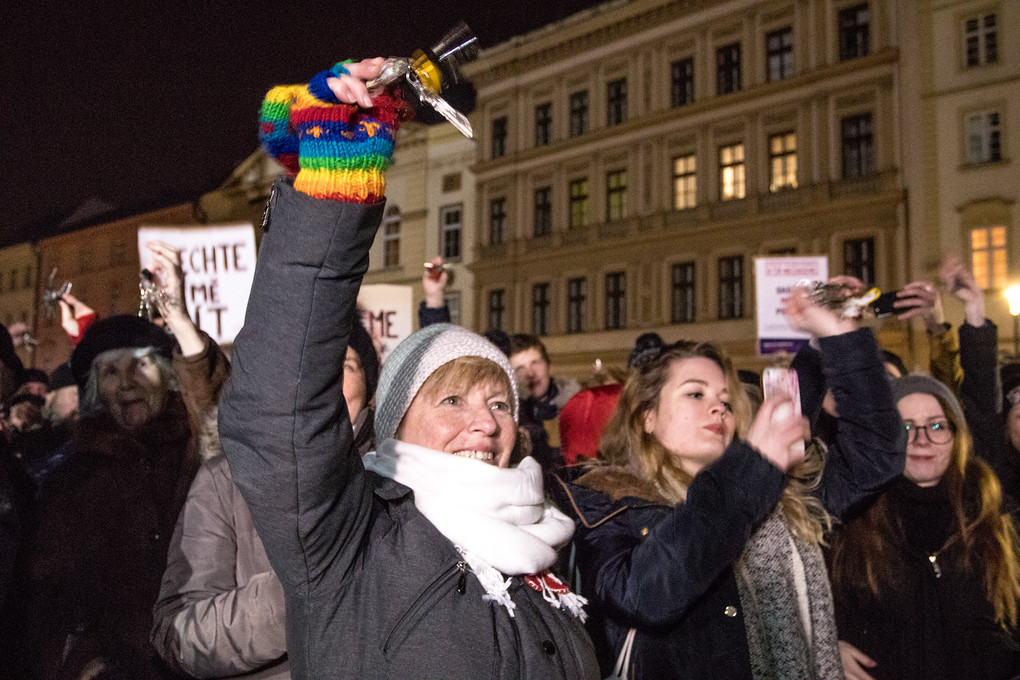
left=928, top=553, right=942, bottom=578
left=382, top=561, right=462, bottom=655
left=456, top=560, right=468, bottom=594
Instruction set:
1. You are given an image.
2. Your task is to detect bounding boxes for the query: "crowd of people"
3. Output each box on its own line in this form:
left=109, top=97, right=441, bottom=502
left=1, top=56, right=1019, bottom=680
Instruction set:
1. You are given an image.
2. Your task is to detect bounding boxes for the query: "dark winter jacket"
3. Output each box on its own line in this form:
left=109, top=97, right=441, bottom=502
left=23, top=334, right=229, bottom=680
left=554, top=328, right=905, bottom=679
left=830, top=320, right=1020, bottom=679
left=219, top=180, right=599, bottom=680
left=831, top=475, right=1020, bottom=680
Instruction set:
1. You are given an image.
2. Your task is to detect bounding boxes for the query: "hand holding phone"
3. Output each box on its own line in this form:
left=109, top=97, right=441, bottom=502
left=762, top=368, right=805, bottom=459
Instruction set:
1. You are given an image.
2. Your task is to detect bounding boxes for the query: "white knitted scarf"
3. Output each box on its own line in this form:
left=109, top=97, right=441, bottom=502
left=363, top=438, right=586, bottom=619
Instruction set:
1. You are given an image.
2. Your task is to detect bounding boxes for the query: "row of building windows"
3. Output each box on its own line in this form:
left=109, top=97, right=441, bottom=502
left=485, top=238, right=873, bottom=334
left=489, top=103, right=1006, bottom=243
left=0, top=268, right=35, bottom=293
left=379, top=204, right=466, bottom=268
left=492, top=4, right=877, bottom=159
left=491, top=7, right=1000, bottom=161
left=488, top=115, right=873, bottom=243
left=486, top=226, right=1010, bottom=335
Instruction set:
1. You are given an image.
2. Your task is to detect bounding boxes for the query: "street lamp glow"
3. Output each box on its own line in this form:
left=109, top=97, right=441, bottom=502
left=1007, top=286, right=1020, bottom=316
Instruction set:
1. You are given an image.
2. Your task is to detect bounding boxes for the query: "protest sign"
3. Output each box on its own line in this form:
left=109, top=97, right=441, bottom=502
left=755, top=256, right=828, bottom=355
left=137, top=224, right=256, bottom=345
left=357, top=284, right=413, bottom=363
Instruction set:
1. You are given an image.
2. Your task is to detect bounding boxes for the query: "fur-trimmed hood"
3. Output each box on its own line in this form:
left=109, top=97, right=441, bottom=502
left=552, top=465, right=671, bottom=531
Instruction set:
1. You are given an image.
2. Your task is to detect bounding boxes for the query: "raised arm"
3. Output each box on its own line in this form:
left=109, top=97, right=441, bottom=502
left=784, top=283, right=906, bottom=519
left=218, top=59, right=405, bottom=593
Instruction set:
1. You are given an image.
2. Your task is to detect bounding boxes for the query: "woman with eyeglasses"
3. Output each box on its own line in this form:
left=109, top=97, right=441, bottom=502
left=828, top=256, right=1020, bottom=680
left=829, top=374, right=1020, bottom=680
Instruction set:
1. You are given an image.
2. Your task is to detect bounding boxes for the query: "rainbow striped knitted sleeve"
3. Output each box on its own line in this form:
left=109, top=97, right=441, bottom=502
left=257, top=62, right=404, bottom=204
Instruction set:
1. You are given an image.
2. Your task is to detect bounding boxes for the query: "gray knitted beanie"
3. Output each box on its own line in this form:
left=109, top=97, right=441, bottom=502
left=890, top=374, right=964, bottom=426
left=374, top=323, right=519, bottom=442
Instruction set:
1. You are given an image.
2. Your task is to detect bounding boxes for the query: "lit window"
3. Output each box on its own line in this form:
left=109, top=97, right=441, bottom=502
left=440, top=205, right=462, bottom=261
left=671, top=262, right=696, bottom=324
left=671, top=58, right=694, bottom=107
left=766, top=27, right=794, bottom=81
left=838, top=4, right=870, bottom=61
left=719, top=143, right=746, bottom=201
left=606, top=170, right=627, bottom=221
left=673, top=155, right=697, bottom=210
left=569, top=178, right=589, bottom=229
left=716, top=43, right=742, bottom=95
left=569, top=91, right=589, bottom=137
left=382, top=206, right=400, bottom=267
left=966, top=111, right=1002, bottom=164
left=971, top=227, right=1007, bottom=288
left=965, top=13, right=997, bottom=67
left=769, top=132, right=798, bottom=192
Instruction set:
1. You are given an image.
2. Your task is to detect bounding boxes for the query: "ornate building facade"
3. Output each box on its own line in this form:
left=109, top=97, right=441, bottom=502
left=457, top=0, right=1017, bottom=377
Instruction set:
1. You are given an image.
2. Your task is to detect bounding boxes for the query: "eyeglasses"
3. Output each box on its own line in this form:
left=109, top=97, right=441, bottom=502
left=903, top=420, right=954, bottom=444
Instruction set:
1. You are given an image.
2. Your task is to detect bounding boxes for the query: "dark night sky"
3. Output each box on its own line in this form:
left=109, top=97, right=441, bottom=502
left=1, top=1, right=608, bottom=243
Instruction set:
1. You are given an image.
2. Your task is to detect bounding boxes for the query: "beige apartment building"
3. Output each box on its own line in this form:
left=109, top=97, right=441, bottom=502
left=0, top=242, right=40, bottom=366
left=900, top=0, right=1019, bottom=359
left=363, top=122, right=478, bottom=326
left=33, top=203, right=197, bottom=373
left=455, top=0, right=1017, bottom=378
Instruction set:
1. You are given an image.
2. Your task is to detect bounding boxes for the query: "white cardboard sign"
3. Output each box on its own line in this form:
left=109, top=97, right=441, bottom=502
left=137, top=224, right=257, bottom=345
left=755, top=256, right=828, bottom=355
left=357, top=284, right=413, bottom=363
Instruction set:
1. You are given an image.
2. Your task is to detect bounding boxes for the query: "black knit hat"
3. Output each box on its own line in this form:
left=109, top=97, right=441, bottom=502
left=24, top=368, right=49, bottom=386
left=70, top=315, right=176, bottom=388
left=348, top=322, right=380, bottom=400
left=48, top=362, right=76, bottom=391
left=0, top=323, right=25, bottom=384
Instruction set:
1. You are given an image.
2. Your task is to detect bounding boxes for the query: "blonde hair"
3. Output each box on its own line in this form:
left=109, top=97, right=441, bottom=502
left=599, top=340, right=829, bottom=544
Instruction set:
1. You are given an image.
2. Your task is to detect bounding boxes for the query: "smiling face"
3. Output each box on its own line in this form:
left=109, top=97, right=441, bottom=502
left=642, top=356, right=735, bottom=477
left=397, top=357, right=517, bottom=468
left=94, top=347, right=169, bottom=430
left=898, top=392, right=954, bottom=488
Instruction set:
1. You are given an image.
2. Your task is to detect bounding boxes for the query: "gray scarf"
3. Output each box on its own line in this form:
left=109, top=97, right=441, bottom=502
left=734, top=508, right=844, bottom=680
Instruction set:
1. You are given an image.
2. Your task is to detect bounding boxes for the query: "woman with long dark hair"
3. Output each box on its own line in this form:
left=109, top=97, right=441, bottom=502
left=830, top=375, right=1020, bottom=680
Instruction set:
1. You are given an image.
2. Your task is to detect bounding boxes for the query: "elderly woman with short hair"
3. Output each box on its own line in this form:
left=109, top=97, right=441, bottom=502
left=219, top=58, right=597, bottom=679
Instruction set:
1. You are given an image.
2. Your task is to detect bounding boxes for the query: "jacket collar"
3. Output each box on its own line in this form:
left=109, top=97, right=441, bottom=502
left=553, top=465, right=669, bottom=529
left=73, top=393, right=191, bottom=460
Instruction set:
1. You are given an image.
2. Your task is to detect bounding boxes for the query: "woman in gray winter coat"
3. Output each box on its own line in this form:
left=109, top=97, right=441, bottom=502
left=217, top=58, right=598, bottom=680
left=150, top=322, right=379, bottom=680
